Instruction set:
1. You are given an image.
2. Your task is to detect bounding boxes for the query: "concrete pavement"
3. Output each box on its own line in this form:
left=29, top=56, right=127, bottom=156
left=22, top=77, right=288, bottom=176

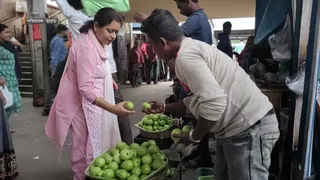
left=9, top=82, right=175, bottom=180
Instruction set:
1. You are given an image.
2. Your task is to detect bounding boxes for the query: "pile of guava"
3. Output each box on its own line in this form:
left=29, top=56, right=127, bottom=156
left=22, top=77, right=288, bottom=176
left=138, top=114, right=174, bottom=132
left=88, top=141, right=167, bottom=180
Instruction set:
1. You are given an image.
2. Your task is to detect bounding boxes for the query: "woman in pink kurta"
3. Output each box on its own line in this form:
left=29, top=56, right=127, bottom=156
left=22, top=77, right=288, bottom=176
left=45, top=8, right=135, bottom=180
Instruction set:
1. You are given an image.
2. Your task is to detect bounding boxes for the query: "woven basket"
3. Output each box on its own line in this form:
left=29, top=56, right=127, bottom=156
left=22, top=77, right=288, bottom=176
left=135, top=124, right=174, bottom=140
left=260, top=86, right=289, bottom=111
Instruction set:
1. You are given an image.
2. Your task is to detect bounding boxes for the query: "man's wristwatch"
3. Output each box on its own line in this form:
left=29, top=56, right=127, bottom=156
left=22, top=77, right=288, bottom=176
left=189, top=129, right=200, bottom=143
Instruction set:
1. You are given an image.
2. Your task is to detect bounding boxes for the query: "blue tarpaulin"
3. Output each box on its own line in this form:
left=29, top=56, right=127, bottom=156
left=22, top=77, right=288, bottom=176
left=255, top=0, right=291, bottom=44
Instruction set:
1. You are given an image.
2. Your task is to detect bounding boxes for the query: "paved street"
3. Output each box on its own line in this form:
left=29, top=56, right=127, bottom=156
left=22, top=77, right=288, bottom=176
left=9, top=82, right=175, bottom=180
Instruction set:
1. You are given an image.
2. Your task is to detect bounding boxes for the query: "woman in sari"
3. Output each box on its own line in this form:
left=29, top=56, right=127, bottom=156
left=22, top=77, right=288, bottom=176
left=0, top=79, right=18, bottom=180
left=0, top=24, right=22, bottom=118
left=236, top=36, right=254, bottom=70
left=45, top=8, right=135, bottom=180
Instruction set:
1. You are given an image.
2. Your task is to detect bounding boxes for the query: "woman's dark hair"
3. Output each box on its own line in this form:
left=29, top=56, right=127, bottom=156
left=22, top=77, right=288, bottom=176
left=141, top=9, right=184, bottom=42
left=0, top=24, right=8, bottom=33
left=79, top=8, right=123, bottom=34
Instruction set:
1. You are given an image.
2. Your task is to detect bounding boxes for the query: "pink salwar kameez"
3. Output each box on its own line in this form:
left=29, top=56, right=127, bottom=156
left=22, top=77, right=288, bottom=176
left=45, top=29, right=121, bottom=180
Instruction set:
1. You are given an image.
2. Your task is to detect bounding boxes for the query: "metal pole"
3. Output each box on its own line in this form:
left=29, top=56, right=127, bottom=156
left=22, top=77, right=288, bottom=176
left=129, top=23, right=133, bottom=49
left=298, top=0, right=320, bottom=178
left=282, top=0, right=303, bottom=178
left=26, top=0, right=37, bottom=101
left=26, top=0, right=49, bottom=106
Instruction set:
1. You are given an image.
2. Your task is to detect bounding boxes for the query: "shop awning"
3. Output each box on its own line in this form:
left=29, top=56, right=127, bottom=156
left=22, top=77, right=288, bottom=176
left=124, top=0, right=256, bottom=22
left=254, top=0, right=291, bottom=44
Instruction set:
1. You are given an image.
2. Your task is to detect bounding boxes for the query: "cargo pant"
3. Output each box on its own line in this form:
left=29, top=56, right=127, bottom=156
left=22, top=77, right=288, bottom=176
left=214, top=110, right=279, bottom=180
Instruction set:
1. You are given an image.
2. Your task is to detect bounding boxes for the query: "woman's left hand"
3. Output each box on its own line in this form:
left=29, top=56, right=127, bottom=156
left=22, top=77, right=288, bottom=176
left=113, top=80, right=118, bottom=90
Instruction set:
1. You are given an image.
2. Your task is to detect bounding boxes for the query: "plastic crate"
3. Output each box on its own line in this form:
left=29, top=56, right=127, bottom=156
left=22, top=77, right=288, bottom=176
left=196, top=168, right=214, bottom=180
left=134, top=134, right=174, bottom=150
left=162, top=149, right=182, bottom=180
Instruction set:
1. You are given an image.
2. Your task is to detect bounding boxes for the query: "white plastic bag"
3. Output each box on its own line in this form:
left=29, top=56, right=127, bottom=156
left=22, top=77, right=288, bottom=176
left=268, top=15, right=292, bottom=61
left=16, top=0, right=27, bottom=13
left=286, top=63, right=305, bottom=96
left=0, top=86, right=13, bottom=109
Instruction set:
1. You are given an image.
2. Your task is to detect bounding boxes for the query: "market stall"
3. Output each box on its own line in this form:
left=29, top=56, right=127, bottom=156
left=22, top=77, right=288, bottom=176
left=26, top=0, right=320, bottom=179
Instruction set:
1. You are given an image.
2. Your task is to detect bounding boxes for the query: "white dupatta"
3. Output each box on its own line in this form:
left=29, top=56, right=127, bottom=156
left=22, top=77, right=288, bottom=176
left=100, top=50, right=122, bottom=154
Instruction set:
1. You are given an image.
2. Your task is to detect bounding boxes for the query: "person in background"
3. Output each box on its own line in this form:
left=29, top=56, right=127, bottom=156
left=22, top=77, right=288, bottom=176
left=175, top=0, right=212, bottom=44
left=0, top=24, right=22, bottom=118
left=140, top=35, right=148, bottom=60
left=237, top=36, right=254, bottom=67
left=130, top=40, right=144, bottom=87
left=42, top=50, right=70, bottom=116
left=46, top=13, right=57, bottom=46
left=49, top=24, right=68, bottom=74
left=0, top=79, right=19, bottom=180
left=55, top=0, right=134, bottom=144
left=140, top=9, right=279, bottom=180
left=10, top=37, right=25, bottom=51
left=234, top=38, right=245, bottom=55
left=134, top=0, right=213, bottom=168
left=45, top=8, right=135, bottom=180
left=8, top=37, right=23, bottom=83
left=145, top=43, right=159, bottom=85
left=217, top=21, right=233, bottom=58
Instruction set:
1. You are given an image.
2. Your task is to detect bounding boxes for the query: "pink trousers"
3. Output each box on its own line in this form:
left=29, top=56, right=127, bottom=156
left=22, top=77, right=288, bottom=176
left=71, top=108, right=93, bottom=180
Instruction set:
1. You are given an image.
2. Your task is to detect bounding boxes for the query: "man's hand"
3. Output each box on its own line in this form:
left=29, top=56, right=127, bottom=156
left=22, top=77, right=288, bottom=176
left=133, top=12, right=149, bottom=23
left=172, top=133, right=193, bottom=145
left=142, top=101, right=164, bottom=114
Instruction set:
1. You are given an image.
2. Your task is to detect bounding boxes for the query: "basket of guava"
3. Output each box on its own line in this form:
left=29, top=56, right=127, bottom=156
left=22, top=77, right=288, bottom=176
left=85, top=141, right=169, bottom=180
left=135, top=114, right=175, bottom=140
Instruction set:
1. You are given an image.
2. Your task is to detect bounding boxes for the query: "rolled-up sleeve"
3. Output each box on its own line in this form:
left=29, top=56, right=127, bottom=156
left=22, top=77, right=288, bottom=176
left=75, top=45, right=100, bottom=103
left=175, top=53, right=227, bottom=121
left=180, top=15, right=200, bottom=37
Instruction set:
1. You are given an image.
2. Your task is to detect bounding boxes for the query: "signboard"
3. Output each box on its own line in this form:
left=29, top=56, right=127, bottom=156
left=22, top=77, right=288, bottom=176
left=26, top=18, right=58, bottom=24
left=32, top=24, right=41, bottom=40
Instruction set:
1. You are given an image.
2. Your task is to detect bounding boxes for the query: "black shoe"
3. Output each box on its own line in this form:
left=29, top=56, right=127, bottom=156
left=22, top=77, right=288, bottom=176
left=42, top=110, right=50, bottom=116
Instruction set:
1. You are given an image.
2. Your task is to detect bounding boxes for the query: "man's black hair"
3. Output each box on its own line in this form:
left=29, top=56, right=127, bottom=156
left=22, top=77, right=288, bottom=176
left=174, top=0, right=199, bottom=3
left=223, top=21, right=232, bottom=29
left=140, top=9, right=184, bottom=42
left=56, top=24, right=68, bottom=34
left=67, top=0, right=83, bottom=10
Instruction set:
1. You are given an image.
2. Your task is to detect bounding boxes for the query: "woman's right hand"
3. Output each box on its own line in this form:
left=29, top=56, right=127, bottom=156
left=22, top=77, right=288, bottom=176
left=112, top=102, right=136, bottom=116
